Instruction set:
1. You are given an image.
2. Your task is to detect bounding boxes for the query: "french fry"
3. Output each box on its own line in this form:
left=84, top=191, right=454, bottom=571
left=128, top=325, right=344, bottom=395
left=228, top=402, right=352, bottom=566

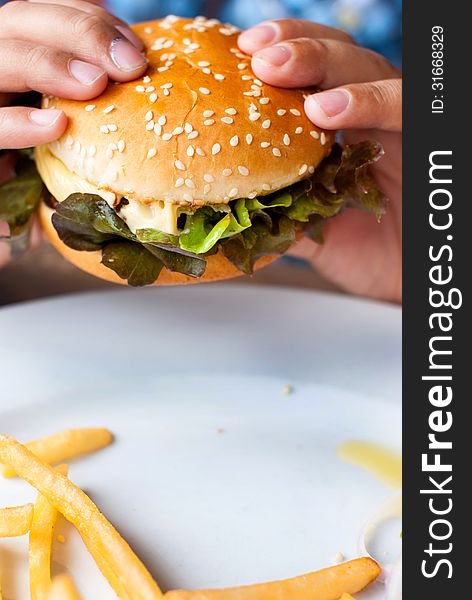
left=0, top=435, right=162, bottom=600
left=29, top=465, right=68, bottom=600
left=47, top=575, right=82, bottom=600
left=165, top=558, right=380, bottom=600
left=0, top=503, right=34, bottom=537
left=1, top=429, right=113, bottom=478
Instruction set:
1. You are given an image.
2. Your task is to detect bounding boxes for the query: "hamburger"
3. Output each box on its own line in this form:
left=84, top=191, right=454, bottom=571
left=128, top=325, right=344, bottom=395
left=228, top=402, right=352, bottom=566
left=35, top=15, right=384, bottom=287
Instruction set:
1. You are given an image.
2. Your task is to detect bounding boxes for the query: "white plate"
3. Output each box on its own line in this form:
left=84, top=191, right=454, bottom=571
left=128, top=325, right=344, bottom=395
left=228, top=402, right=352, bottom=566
left=0, top=286, right=401, bottom=599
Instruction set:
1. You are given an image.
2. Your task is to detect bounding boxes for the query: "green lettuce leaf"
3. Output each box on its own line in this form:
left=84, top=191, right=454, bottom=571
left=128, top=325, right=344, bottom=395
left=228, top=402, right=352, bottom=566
left=49, top=140, right=386, bottom=285
left=0, top=157, right=44, bottom=243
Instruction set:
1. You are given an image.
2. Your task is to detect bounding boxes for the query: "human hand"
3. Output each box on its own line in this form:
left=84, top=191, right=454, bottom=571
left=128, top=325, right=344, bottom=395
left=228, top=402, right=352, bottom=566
left=0, top=0, right=148, bottom=267
left=239, top=20, right=402, bottom=303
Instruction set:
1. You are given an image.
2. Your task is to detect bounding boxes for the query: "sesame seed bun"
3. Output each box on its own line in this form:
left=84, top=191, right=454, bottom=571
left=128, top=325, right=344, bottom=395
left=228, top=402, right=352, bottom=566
left=36, top=15, right=335, bottom=286
left=37, top=16, right=334, bottom=207
left=39, top=202, right=278, bottom=285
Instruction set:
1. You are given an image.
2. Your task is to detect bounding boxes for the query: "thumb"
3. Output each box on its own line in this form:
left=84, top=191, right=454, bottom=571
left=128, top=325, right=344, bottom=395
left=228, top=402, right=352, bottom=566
left=304, top=78, right=402, bottom=132
left=0, top=107, right=67, bottom=150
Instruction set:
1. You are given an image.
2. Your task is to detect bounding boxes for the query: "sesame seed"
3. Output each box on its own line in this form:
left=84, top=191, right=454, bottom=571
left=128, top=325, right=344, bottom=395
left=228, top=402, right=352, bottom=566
left=149, top=93, right=158, bottom=103
left=89, top=144, right=97, bottom=156
left=183, top=193, right=193, bottom=202
left=143, top=76, right=152, bottom=83
left=204, top=184, right=211, bottom=194
left=241, top=75, right=251, bottom=81
left=118, top=140, right=125, bottom=153
left=158, top=115, right=167, bottom=126
left=310, top=130, right=320, bottom=139
left=214, top=73, right=225, bottom=80
left=161, top=83, right=173, bottom=89
left=253, top=78, right=263, bottom=86
left=187, top=145, right=195, bottom=157
left=277, top=109, right=287, bottom=116
left=185, top=179, right=195, bottom=189
left=260, top=142, right=270, bottom=148
left=290, top=109, right=301, bottom=116
left=248, top=191, right=257, bottom=199
left=136, top=85, right=145, bottom=92
left=222, top=168, right=232, bottom=176
left=147, top=148, right=157, bottom=159
left=249, top=112, right=261, bottom=121
left=204, top=173, right=215, bottom=182
left=262, top=183, right=271, bottom=191
left=262, top=119, right=271, bottom=129
left=203, top=110, right=214, bottom=118
left=163, top=89, right=170, bottom=96
left=146, top=121, right=155, bottom=131
left=259, top=97, right=270, bottom=105
left=108, top=124, right=118, bottom=132
left=85, top=104, right=96, bottom=112
left=175, top=178, right=185, bottom=187
left=162, top=133, right=172, bottom=141
left=144, top=27, right=153, bottom=34
left=145, top=111, right=153, bottom=121
left=184, top=123, right=193, bottom=133
left=173, top=126, right=184, bottom=135
left=221, top=117, right=234, bottom=124
left=225, top=108, right=237, bottom=115
left=272, top=148, right=282, bottom=157
left=157, top=66, right=169, bottom=73
left=230, top=135, right=239, bottom=147
left=299, top=164, right=308, bottom=175
left=100, top=125, right=109, bottom=134
left=238, top=166, right=249, bottom=176
left=321, top=132, right=326, bottom=145
left=283, top=134, right=291, bottom=146
left=199, top=87, right=210, bottom=95
left=228, top=187, right=239, bottom=198
left=237, top=63, right=247, bottom=70
left=295, top=127, right=303, bottom=134
left=154, top=124, right=162, bottom=136
left=198, top=61, right=210, bottom=67
left=146, top=86, right=155, bottom=93
left=246, top=134, right=253, bottom=145
left=212, top=143, right=221, bottom=155
left=188, top=131, right=199, bottom=139
left=204, top=119, right=215, bottom=126
left=175, top=160, right=186, bottom=171
left=308, top=166, right=315, bottom=174
left=196, top=147, right=205, bottom=156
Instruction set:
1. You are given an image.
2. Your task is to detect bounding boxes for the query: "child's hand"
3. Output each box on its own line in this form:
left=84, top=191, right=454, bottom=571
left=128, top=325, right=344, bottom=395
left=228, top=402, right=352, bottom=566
left=0, top=0, right=147, bottom=150
left=239, top=20, right=402, bottom=303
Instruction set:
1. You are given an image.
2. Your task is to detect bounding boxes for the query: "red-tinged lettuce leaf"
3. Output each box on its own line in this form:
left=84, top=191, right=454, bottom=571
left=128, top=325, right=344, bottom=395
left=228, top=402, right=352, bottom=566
left=101, top=241, right=163, bottom=287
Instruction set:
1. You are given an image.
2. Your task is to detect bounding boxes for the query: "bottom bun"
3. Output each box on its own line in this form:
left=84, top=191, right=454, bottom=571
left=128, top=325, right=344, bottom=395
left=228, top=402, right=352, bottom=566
left=39, top=202, right=279, bottom=286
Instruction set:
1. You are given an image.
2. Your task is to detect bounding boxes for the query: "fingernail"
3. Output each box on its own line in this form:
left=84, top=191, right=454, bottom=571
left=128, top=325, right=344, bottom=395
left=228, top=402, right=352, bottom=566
left=116, top=25, right=143, bottom=50
left=239, top=24, right=276, bottom=46
left=310, top=90, right=351, bottom=117
left=110, top=37, right=148, bottom=71
left=69, top=59, right=106, bottom=85
left=253, top=44, right=291, bottom=67
left=29, top=109, right=63, bottom=127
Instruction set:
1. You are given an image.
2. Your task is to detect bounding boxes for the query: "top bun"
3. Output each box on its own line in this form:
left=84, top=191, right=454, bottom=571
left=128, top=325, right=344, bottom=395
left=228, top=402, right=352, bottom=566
left=39, top=16, right=334, bottom=207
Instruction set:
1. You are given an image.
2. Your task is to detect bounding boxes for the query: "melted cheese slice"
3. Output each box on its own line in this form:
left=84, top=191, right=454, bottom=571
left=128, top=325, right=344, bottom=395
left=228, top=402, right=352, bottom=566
left=35, top=146, right=181, bottom=235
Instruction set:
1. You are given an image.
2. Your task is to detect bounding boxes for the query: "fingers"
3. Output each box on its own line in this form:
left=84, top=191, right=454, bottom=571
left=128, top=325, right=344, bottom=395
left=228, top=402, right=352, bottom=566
left=305, top=79, right=402, bottom=131
left=0, top=107, right=67, bottom=150
left=238, top=18, right=354, bottom=54
left=0, top=1, right=147, bottom=82
left=0, top=40, right=109, bottom=99
left=250, top=38, right=399, bottom=89
left=27, top=0, right=144, bottom=50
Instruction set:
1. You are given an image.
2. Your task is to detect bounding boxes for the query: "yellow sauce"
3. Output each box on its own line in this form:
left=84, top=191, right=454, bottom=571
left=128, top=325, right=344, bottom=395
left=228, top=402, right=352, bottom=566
left=337, top=441, right=402, bottom=490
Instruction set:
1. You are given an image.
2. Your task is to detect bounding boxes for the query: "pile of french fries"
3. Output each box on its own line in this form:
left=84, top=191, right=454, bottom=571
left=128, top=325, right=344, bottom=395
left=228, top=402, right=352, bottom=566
left=0, top=430, right=381, bottom=600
